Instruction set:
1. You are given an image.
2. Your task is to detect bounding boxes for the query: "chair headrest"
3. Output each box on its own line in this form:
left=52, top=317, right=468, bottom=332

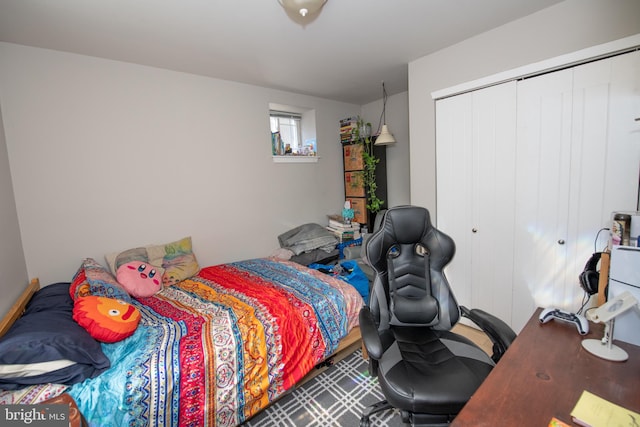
left=365, top=206, right=455, bottom=274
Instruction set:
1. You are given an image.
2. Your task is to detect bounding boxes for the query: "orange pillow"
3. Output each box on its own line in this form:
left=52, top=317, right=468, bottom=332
left=73, top=296, right=141, bottom=343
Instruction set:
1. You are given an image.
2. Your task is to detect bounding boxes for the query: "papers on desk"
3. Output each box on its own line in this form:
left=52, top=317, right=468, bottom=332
left=571, top=390, right=640, bottom=427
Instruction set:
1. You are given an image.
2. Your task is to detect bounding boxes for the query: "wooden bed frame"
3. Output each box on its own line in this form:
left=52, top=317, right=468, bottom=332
left=0, top=278, right=40, bottom=338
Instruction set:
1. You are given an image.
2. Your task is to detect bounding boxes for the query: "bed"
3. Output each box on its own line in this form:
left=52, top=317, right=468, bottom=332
left=0, top=257, right=363, bottom=426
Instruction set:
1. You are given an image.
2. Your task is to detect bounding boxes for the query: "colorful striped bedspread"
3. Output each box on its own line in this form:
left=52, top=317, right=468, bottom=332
left=67, top=258, right=363, bottom=427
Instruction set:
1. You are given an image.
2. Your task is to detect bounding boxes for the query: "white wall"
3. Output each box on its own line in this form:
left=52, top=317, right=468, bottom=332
left=361, top=90, right=411, bottom=209
left=0, top=103, right=29, bottom=316
left=409, top=0, right=640, bottom=219
left=0, top=43, right=361, bottom=285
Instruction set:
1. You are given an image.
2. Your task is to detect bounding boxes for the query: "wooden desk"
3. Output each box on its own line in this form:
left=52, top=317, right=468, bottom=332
left=452, top=308, right=640, bottom=427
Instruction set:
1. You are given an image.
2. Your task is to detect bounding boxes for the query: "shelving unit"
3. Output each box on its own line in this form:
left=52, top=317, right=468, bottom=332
left=340, top=117, right=387, bottom=230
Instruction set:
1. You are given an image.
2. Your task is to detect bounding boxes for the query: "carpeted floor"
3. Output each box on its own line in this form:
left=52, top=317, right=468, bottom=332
left=242, top=349, right=405, bottom=427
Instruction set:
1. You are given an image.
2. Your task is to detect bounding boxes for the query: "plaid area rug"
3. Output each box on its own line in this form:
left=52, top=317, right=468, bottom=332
left=243, top=349, right=405, bottom=427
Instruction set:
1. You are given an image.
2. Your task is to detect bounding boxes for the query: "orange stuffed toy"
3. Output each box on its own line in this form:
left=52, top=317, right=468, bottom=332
left=73, top=296, right=141, bottom=343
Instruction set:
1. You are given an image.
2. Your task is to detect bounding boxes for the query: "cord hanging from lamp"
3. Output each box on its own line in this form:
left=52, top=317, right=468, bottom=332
left=375, top=81, right=396, bottom=146
left=279, top=0, right=327, bottom=18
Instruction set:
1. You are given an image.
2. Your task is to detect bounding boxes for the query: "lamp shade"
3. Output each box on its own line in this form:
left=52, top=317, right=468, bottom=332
left=278, top=0, right=326, bottom=17
left=375, top=124, right=396, bottom=146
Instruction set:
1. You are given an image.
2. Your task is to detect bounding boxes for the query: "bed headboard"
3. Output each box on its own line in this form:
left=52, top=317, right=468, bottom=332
left=0, top=278, right=40, bottom=338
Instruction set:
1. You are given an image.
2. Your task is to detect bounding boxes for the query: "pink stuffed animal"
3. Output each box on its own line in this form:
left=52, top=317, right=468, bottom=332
left=116, top=261, right=164, bottom=298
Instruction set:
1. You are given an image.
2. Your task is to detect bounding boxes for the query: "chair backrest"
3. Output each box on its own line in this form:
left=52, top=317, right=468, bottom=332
left=361, top=209, right=387, bottom=258
left=371, top=209, right=387, bottom=233
left=365, top=205, right=460, bottom=331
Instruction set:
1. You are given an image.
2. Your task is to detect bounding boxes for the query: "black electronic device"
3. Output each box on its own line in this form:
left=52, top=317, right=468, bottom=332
left=579, top=252, right=602, bottom=295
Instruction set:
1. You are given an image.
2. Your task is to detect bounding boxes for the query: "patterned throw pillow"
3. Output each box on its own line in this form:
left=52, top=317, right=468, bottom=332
left=70, top=258, right=132, bottom=302
left=105, top=236, right=200, bottom=287
left=148, top=236, right=200, bottom=286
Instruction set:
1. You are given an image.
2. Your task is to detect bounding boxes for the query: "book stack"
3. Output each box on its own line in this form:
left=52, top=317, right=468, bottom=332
left=327, top=214, right=361, bottom=242
left=340, top=116, right=359, bottom=145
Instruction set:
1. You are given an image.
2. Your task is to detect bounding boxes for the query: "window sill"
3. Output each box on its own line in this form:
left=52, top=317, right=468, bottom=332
left=272, top=156, right=319, bottom=163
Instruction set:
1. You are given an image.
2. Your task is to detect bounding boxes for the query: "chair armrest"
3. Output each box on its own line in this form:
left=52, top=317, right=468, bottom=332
left=359, top=307, right=384, bottom=360
left=461, top=306, right=517, bottom=362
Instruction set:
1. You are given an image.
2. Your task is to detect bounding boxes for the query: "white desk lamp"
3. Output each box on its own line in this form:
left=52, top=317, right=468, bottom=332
left=582, top=291, right=639, bottom=362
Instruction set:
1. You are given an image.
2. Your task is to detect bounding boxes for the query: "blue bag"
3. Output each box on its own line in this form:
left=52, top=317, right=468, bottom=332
left=308, top=260, right=369, bottom=303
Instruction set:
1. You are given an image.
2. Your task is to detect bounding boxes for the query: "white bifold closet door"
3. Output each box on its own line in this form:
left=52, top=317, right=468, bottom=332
left=436, top=81, right=517, bottom=326
left=512, top=50, right=640, bottom=331
left=436, top=50, right=640, bottom=333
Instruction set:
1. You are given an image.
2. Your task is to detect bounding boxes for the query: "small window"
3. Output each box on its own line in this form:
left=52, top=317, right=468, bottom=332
left=269, top=103, right=317, bottom=160
left=270, top=111, right=302, bottom=155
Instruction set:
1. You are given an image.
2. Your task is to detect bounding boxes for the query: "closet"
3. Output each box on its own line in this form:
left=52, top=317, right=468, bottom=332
left=436, top=50, right=640, bottom=332
left=436, top=82, right=517, bottom=325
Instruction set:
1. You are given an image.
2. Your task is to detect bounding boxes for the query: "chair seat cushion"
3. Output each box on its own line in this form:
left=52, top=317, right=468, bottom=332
left=377, top=327, right=495, bottom=415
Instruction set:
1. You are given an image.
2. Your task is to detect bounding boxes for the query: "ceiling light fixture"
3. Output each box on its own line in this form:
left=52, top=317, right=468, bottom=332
left=278, top=0, right=327, bottom=18
left=375, top=81, right=396, bottom=146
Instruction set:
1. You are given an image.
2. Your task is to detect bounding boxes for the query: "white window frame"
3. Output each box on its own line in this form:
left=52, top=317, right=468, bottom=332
left=269, top=103, right=318, bottom=163
left=271, top=111, right=302, bottom=154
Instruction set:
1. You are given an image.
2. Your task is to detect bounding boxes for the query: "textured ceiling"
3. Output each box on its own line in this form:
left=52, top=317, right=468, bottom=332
left=0, top=0, right=564, bottom=104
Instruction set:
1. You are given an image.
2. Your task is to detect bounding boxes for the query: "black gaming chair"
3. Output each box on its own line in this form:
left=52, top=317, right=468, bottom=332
left=359, top=206, right=517, bottom=427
